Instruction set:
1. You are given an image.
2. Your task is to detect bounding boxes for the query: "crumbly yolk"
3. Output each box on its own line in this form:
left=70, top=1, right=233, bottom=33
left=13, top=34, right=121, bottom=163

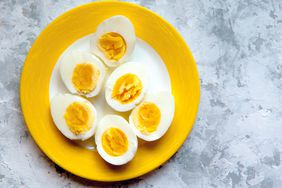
left=98, top=32, right=126, bottom=61
left=64, top=102, right=93, bottom=135
left=72, top=63, right=100, bottom=94
left=112, top=73, right=142, bottom=104
left=102, top=128, right=128, bottom=156
left=133, top=102, right=161, bottom=134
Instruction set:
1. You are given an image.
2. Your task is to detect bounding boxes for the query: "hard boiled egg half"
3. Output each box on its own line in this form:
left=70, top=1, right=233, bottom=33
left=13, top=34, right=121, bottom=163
left=105, top=62, right=148, bottom=112
left=50, top=94, right=97, bottom=140
left=91, top=15, right=136, bottom=67
left=95, top=115, right=138, bottom=165
left=60, top=51, right=106, bottom=98
left=129, top=91, right=175, bottom=141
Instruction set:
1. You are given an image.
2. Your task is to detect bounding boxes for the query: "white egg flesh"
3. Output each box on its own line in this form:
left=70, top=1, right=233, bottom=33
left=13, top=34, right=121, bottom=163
left=60, top=51, right=106, bottom=98
left=50, top=94, right=97, bottom=140
left=91, top=15, right=136, bottom=67
left=105, top=62, right=148, bottom=112
left=95, top=115, right=138, bottom=165
left=129, top=91, right=175, bottom=141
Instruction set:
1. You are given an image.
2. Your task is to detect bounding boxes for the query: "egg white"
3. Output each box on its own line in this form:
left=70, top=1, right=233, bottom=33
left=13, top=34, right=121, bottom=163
left=90, top=15, right=136, bottom=67
left=129, top=91, right=175, bottom=141
left=60, top=51, right=106, bottom=98
left=95, top=115, right=138, bottom=165
left=105, top=62, right=148, bottom=112
left=50, top=94, right=98, bottom=140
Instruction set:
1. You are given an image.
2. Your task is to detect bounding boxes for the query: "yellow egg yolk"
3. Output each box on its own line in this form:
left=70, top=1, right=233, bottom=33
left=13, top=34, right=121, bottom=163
left=133, top=102, right=161, bottom=134
left=112, top=73, right=143, bottom=104
left=102, top=128, right=128, bottom=156
left=72, top=63, right=100, bottom=94
left=98, top=32, right=126, bottom=61
left=64, top=102, right=93, bottom=135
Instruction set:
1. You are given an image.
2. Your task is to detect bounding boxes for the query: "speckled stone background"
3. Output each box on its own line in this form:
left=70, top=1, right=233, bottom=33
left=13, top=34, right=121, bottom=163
left=1, top=0, right=282, bottom=187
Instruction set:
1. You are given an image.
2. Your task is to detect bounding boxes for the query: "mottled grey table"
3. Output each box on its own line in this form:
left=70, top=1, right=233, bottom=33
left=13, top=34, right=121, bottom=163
left=1, top=0, right=282, bottom=187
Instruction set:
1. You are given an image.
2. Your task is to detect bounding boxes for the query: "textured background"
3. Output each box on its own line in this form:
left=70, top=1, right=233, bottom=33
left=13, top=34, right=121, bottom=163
left=1, top=0, right=282, bottom=187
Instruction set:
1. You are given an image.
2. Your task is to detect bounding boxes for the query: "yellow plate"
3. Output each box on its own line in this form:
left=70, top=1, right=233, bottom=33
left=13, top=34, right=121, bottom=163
left=20, top=1, right=200, bottom=181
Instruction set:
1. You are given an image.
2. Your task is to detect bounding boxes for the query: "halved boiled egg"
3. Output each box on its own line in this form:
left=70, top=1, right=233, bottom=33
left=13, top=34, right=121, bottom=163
left=50, top=94, right=97, bottom=140
left=105, top=62, right=148, bottom=112
left=91, top=15, right=136, bottom=67
left=95, top=115, right=138, bottom=165
left=60, top=51, right=106, bottom=98
left=129, top=91, right=175, bottom=141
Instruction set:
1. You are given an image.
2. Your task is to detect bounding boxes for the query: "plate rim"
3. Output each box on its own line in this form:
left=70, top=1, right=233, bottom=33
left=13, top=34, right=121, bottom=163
left=20, top=1, right=200, bottom=182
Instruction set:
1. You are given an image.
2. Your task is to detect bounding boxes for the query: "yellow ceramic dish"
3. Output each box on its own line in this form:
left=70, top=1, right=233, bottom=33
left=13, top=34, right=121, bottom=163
left=20, top=1, right=200, bottom=181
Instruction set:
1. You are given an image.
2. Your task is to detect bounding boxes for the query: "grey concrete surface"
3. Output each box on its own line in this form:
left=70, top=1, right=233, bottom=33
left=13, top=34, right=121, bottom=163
left=0, top=0, right=282, bottom=187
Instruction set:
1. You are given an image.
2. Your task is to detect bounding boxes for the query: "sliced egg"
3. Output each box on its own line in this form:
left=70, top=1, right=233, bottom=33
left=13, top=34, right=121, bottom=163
left=50, top=94, right=97, bottom=140
left=105, top=62, right=148, bottom=112
left=129, top=91, right=175, bottom=141
left=91, top=15, right=136, bottom=67
left=95, top=115, right=138, bottom=165
left=60, top=51, right=106, bottom=98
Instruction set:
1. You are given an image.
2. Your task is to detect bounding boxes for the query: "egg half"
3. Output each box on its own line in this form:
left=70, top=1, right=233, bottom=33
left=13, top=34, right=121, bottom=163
left=129, top=91, right=175, bottom=141
left=95, top=115, right=138, bottom=165
left=91, top=15, right=136, bottom=67
left=105, top=62, right=148, bottom=112
left=60, top=51, right=106, bottom=98
left=50, top=94, right=97, bottom=140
